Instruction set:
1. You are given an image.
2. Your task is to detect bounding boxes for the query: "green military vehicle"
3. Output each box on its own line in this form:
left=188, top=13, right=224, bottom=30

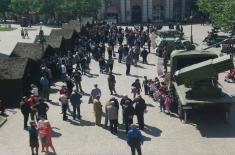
left=170, top=50, right=235, bottom=123
left=155, top=29, right=193, bottom=58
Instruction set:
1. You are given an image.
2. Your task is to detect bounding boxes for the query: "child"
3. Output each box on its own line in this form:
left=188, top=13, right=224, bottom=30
left=142, top=76, right=149, bottom=95
left=164, top=92, right=171, bottom=114
left=28, top=121, right=39, bottom=155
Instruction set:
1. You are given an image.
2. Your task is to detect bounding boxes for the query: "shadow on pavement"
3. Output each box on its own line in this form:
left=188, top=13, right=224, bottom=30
left=135, top=65, right=146, bottom=69
left=52, top=128, right=62, bottom=138
left=143, top=124, right=162, bottom=137
left=67, top=119, right=95, bottom=126
left=146, top=103, right=155, bottom=107
left=112, top=72, right=122, bottom=76
left=188, top=109, right=235, bottom=138
left=49, top=101, right=60, bottom=106
left=129, top=74, right=143, bottom=78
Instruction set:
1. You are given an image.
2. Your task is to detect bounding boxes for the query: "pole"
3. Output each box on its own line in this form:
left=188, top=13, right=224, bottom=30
left=147, top=0, right=149, bottom=22
left=125, top=0, right=127, bottom=23
left=190, top=15, right=193, bottom=44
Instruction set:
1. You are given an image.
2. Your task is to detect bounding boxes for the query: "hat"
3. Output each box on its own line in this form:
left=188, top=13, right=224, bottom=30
left=30, top=121, right=36, bottom=126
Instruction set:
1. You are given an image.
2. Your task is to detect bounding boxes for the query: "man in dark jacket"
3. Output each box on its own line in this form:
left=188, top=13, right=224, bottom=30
left=72, top=69, right=83, bottom=93
left=20, top=97, right=30, bottom=129
left=107, top=72, right=117, bottom=95
left=133, top=95, right=146, bottom=130
left=127, top=125, right=143, bottom=155
left=141, top=47, right=148, bottom=64
left=123, top=100, right=135, bottom=133
left=31, top=98, right=49, bottom=121
left=118, top=44, right=124, bottom=63
left=70, top=91, right=82, bottom=120
left=120, top=95, right=132, bottom=123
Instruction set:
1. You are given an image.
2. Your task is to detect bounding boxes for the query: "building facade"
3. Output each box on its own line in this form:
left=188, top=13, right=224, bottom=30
left=102, top=0, right=193, bottom=23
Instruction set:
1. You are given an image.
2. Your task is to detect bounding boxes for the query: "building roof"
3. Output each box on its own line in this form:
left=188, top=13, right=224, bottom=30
left=10, top=42, right=44, bottom=61
left=34, top=35, right=50, bottom=44
left=50, top=29, right=75, bottom=40
left=46, top=35, right=63, bottom=49
left=0, top=58, right=28, bottom=80
left=62, top=20, right=81, bottom=32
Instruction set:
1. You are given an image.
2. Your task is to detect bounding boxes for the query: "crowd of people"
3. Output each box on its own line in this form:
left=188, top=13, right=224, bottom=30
left=13, top=21, right=175, bottom=155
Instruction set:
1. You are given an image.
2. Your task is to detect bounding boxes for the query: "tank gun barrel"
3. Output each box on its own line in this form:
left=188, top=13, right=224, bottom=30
left=174, top=55, right=234, bottom=85
left=203, top=35, right=235, bottom=50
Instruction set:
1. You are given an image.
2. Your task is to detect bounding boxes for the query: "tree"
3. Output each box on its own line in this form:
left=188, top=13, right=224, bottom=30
left=197, top=0, right=235, bottom=31
left=79, top=0, right=102, bottom=17
left=32, top=0, right=63, bottom=19
left=0, top=0, right=10, bottom=20
left=11, top=0, right=33, bottom=17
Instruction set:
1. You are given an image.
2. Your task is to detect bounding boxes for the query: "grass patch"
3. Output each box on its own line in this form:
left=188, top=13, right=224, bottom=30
left=24, top=28, right=37, bottom=31
left=0, top=27, right=16, bottom=31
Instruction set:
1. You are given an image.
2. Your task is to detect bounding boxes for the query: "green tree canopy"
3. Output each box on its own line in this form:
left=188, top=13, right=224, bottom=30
left=197, top=0, right=235, bottom=32
left=11, top=0, right=33, bottom=16
left=0, top=0, right=10, bottom=15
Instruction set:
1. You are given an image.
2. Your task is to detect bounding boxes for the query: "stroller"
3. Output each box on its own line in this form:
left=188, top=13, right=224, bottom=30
left=224, top=69, right=235, bottom=82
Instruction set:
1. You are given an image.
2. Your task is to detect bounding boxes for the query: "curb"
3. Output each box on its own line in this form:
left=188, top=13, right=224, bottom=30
left=0, top=116, right=7, bottom=128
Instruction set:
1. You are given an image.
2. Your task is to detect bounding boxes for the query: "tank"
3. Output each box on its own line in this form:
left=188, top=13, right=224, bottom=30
left=170, top=50, right=235, bottom=123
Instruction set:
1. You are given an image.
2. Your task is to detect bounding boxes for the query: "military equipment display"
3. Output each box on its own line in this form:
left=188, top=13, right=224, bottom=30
left=155, top=29, right=185, bottom=57
left=170, top=50, right=235, bottom=123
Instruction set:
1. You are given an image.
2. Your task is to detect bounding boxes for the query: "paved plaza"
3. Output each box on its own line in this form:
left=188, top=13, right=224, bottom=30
left=1, top=24, right=235, bottom=155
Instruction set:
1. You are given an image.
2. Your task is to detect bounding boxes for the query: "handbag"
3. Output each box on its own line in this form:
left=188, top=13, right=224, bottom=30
left=88, top=96, right=93, bottom=104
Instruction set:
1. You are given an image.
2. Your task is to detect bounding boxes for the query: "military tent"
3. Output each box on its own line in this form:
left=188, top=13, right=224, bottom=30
left=0, top=58, right=35, bottom=107
left=50, top=29, right=77, bottom=53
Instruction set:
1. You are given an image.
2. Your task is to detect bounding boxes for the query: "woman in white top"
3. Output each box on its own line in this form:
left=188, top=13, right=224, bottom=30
left=31, top=84, right=39, bottom=96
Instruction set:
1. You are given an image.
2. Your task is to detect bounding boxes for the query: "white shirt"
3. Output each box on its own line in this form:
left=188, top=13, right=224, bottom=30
left=31, top=87, right=39, bottom=96
left=61, top=64, right=67, bottom=74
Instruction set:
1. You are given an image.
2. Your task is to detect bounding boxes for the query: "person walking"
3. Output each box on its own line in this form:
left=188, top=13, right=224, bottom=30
left=89, top=84, right=101, bottom=104
left=65, top=76, right=74, bottom=97
left=164, top=92, right=171, bottom=114
left=61, top=62, right=67, bottom=82
left=142, top=76, right=149, bottom=95
left=126, top=52, right=133, bottom=75
left=28, top=95, right=37, bottom=120
left=123, top=100, right=135, bottom=133
left=131, top=79, right=142, bottom=99
left=28, top=121, right=39, bottom=155
left=31, top=98, right=49, bottom=121
left=107, top=43, right=114, bottom=58
left=106, top=101, right=119, bottom=134
left=20, top=96, right=30, bottom=129
left=24, top=29, right=29, bottom=39
left=41, top=120, right=56, bottom=154
left=118, top=44, right=124, bottom=63
left=107, top=56, right=114, bottom=73
left=72, top=69, right=83, bottom=93
left=107, top=72, right=117, bottom=95
left=31, top=84, right=39, bottom=97
left=70, top=91, right=82, bottom=120
left=40, top=74, right=50, bottom=102
left=38, top=115, right=47, bottom=152
left=21, top=28, right=25, bottom=39
left=93, top=95, right=102, bottom=126
left=120, top=95, right=132, bottom=123
left=141, top=47, right=148, bottom=64
left=133, top=95, right=147, bottom=130
left=127, top=125, right=144, bottom=155
left=59, top=93, right=69, bottom=121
